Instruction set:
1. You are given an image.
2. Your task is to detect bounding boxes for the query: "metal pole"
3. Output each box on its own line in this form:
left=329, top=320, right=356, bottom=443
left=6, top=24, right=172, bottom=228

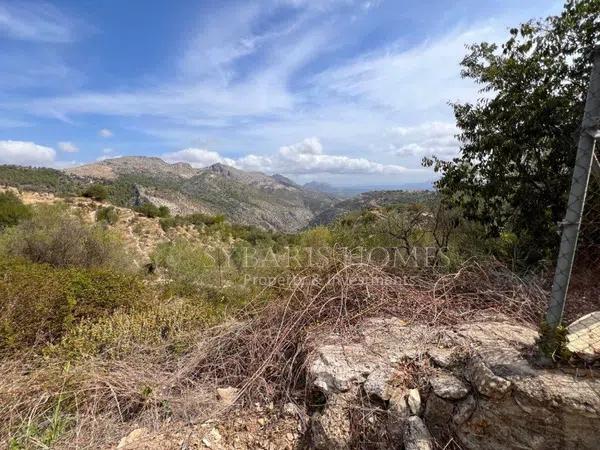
left=592, top=150, right=600, bottom=182
left=546, top=46, right=600, bottom=328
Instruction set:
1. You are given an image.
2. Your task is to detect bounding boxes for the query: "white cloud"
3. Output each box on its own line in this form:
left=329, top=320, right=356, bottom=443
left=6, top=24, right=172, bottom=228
left=311, top=25, right=504, bottom=113
left=99, top=128, right=113, bottom=138
left=0, top=140, right=56, bottom=166
left=162, top=148, right=236, bottom=168
left=273, top=138, right=410, bottom=174
left=102, top=148, right=114, bottom=154
left=388, top=122, right=460, bottom=158
left=0, top=2, right=75, bottom=43
left=11, top=6, right=552, bottom=182
left=96, top=154, right=123, bottom=162
left=58, top=141, right=78, bottom=153
left=279, top=137, right=323, bottom=156
left=163, top=138, right=414, bottom=175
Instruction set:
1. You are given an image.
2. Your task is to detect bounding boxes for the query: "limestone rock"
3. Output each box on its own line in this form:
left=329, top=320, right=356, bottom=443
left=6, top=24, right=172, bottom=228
left=428, top=347, right=456, bottom=368
left=308, top=319, right=432, bottom=394
left=117, top=428, right=149, bottom=449
left=282, top=402, right=300, bottom=417
left=310, top=393, right=354, bottom=449
left=453, top=395, right=477, bottom=425
left=468, top=358, right=512, bottom=399
left=407, top=388, right=422, bottom=416
left=404, top=416, right=433, bottom=450
left=364, top=367, right=395, bottom=400
left=388, top=389, right=410, bottom=439
left=216, top=387, right=239, bottom=407
left=308, top=318, right=600, bottom=450
left=201, top=427, right=222, bottom=449
left=424, top=393, right=454, bottom=440
left=430, top=373, right=469, bottom=400
left=567, top=311, right=600, bottom=361
left=311, top=344, right=374, bottom=393
left=389, top=389, right=410, bottom=418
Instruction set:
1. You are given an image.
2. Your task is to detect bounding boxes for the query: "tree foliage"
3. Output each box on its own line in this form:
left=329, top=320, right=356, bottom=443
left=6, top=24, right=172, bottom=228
left=426, top=0, right=600, bottom=263
left=0, top=191, right=31, bottom=230
left=1, top=204, right=130, bottom=270
left=82, top=184, right=109, bottom=201
left=134, top=202, right=170, bottom=218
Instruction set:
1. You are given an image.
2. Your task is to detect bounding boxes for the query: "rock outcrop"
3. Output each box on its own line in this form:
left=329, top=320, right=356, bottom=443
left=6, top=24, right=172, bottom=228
left=307, top=318, right=600, bottom=449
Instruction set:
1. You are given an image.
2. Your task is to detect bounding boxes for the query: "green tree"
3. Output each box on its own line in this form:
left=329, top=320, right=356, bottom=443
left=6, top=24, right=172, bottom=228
left=426, top=0, right=600, bottom=263
left=82, top=184, right=109, bottom=201
left=134, top=203, right=170, bottom=218
left=0, top=191, right=31, bottom=229
left=96, top=206, right=119, bottom=225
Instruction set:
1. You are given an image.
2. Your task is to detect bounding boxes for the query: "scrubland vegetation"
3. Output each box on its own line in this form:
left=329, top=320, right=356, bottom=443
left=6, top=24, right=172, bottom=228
left=0, top=186, right=544, bottom=448
left=0, top=1, right=598, bottom=448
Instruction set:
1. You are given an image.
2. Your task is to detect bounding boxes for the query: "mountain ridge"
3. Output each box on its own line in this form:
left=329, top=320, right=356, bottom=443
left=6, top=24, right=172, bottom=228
left=65, top=156, right=339, bottom=231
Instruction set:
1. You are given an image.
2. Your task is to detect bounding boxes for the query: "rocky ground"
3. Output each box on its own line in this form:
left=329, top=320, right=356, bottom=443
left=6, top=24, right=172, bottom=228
left=112, top=317, right=600, bottom=450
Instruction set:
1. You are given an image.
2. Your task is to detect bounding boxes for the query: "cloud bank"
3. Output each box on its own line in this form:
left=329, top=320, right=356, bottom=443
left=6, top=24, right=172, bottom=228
left=163, top=137, right=413, bottom=175
left=0, top=140, right=56, bottom=166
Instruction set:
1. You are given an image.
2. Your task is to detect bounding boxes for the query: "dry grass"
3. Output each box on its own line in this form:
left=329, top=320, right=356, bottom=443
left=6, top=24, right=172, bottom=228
left=0, top=258, right=547, bottom=448
left=176, top=258, right=546, bottom=403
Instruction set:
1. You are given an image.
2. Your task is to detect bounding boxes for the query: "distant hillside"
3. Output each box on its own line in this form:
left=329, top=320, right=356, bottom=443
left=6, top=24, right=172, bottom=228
left=64, top=157, right=338, bottom=231
left=66, top=156, right=198, bottom=181
left=303, top=181, right=435, bottom=198
left=308, top=190, right=437, bottom=226
left=0, top=165, right=85, bottom=195
left=1, top=158, right=436, bottom=232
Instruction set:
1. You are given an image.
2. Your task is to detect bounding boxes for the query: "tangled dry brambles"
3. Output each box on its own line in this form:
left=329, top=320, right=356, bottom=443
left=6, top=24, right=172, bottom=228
left=0, top=259, right=548, bottom=448
left=176, top=259, right=546, bottom=403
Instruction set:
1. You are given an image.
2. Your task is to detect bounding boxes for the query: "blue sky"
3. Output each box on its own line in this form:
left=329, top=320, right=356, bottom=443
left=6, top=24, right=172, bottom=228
left=0, top=0, right=562, bottom=186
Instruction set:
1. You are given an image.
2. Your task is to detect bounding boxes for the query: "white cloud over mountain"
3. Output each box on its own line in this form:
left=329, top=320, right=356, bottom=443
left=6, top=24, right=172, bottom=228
left=162, top=148, right=237, bottom=168
left=163, top=137, right=413, bottom=175
left=58, top=141, right=79, bottom=153
left=0, top=140, right=56, bottom=166
left=0, top=0, right=561, bottom=182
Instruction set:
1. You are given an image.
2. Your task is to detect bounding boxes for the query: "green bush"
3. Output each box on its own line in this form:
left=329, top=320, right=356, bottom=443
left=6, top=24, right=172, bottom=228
left=46, top=296, right=222, bottom=359
left=0, top=259, right=149, bottom=351
left=96, top=206, right=119, bottom=225
left=82, top=184, right=108, bottom=201
left=151, top=239, right=214, bottom=293
left=160, top=212, right=224, bottom=231
left=0, top=204, right=130, bottom=270
left=299, top=226, right=332, bottom=248
left=134, top=203, right=170, bottom=218
left=0, top=191, right=31, bottom=229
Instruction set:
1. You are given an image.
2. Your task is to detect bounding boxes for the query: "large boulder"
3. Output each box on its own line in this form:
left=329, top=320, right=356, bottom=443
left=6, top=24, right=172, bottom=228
left=567, top=311, right=600, bottom=361
left=307, top=318, right=600, bottom=449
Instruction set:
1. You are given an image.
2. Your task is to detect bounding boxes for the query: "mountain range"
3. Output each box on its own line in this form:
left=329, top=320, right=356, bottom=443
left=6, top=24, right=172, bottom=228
left=0, top=156, right=433, bottom=232
left=64, top=157, right=338, bottom=231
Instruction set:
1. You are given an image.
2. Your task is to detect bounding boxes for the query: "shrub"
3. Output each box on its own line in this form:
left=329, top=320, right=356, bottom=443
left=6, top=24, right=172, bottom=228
left=151, top=239, right=215, bottom=294
left=160, top=212, right=224, bottom=231
left=134, top=203, right=170, bottom=218
left=0, top=259, right=149, bottom=351
left=299, top=226, right=332, bottom=248
left=0, top=204, right=130, bottom=270
left=0, top=191, right=31, bottom=229
left=95, top=206, right=119, bottom=225
left=46, top=296, right=224, bottom=359
left=82, top=184, right=108, bottom=201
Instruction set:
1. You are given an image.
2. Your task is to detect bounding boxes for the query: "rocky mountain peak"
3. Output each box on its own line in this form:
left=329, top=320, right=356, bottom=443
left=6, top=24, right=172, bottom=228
left=66, top=156, right=199, bottom=180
